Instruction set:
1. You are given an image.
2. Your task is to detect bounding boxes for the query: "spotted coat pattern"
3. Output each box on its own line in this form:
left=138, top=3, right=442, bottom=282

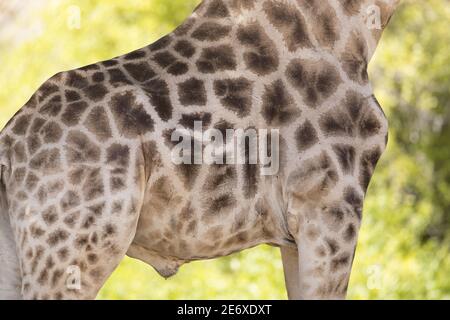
left=0, top=0, right=399, bottom=299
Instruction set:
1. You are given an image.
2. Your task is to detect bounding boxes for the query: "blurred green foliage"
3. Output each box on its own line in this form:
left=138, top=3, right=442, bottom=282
left=0, top=0, right=449, bottom=299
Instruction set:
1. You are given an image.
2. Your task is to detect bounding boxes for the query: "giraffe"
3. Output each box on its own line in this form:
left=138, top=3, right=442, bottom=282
left=0, top=0, right=399, bottom=300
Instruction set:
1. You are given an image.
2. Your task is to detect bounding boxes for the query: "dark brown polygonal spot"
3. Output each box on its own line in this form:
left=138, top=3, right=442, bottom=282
left=12, top=168, right=26, bottom=186
left=124, top=62, right=156, bottom=82
left=42, top=206, right=58, bottom=226
left=150, top=36, right=172, bottom=52
left=74, top=234, right=88, bottom=248
left=124, top=50, right=147, bottom=60
left=162, top=128, right=177, bottom=148
left=40, top=121, right=63, bottom=143
left=153, top=51, right=177, bottom=68
left=341, top=31, right=369, bottom=85
left=213, top=119, right=235, bottom=138
left=12, top=142, right=26, bottom=163
left=30, top=225, right=45, bottom=239
left=316, top=12, right=340, bottom=48
left=192, top=22, right=232, bottom=41
left=87, top=253, right=99, bottom=264
left=167, top=62, right=189, bottom=76
left=289, top=151, right=339, bottom=200
left=170, top=137, right=202, bottom=189
left=203, top=194, right=237, bottom=221
left=286, top=58, right=341, bottom=108
left=83, top=84, right=108, bottom=102
left=178, top=78, right=207, bottom=106
left=65, top=71, right=89, bottom=89
left=63, top=212, right=80, bottom=228
left=39, top=95, right=62, bottom=117
left=108, top=68, right=132, bottom=85
left=319, top=110, right=354, bottom=137
left=263, top=0, right=312, bottom=51
left=27, top=135, right=41, bottom=156
left=102, top=59, right=119, bottom=67
left=262, top=79, right=300, bottom=126
left=237, top=22, right=279, bottom=75
left=179, top=113, right=212, bottom=130
left=37, top=185, right=48, bottom=204
left=25, top=172, right=39, bottom=192
left=214, top=78, right=253, bottom=117
left=92, top=72, right=105, bottom=83
left=60, top=190, right=81, bottom=211
left=79, top=63, right=100, bottom=72
left=141, top=79, right=173, bottom=121
left=146, top=176, right=175, bottom=215
left=205, top=0, right=230, bottom=17
left=30, top=148, right=62, bottom=174
left=51, top=270, right=64, bottom=288
left=107, top=144, right=130, bottom=167
left=343, top=223, right=356, bottom=242
left=57, top=247, right=69, bottom=261
left=110, top=91, right=155, bottom=136
left=65, top=131, right=101, bottom=164
left=65, top=90, right=81, bottom=102
left=47, top=229, right=69, bottom=246
left=61, top=101, right=89, bottom=126
left=103, top=224, right=117, bottom=239
left=297, top=0, right=340, bottom=48
left=359, top=147, right=382, bottom=192
left=84, top=106, right=112, bottom=142
left=325, top=237, right=340, bottom=255
left=331, top=253, right=351, bottom=272
left=359, top=110, right=381, bottom=138
left=38, top=269, right=49, bottom=285
left=344, top=91, right=364, bottom=122
left=30, top=117, right=46, bottom=132
left=196, top=45, right=237, bottom=74
left=344, top=186, right=363, bottom=219
left=174, top=40, right=196, bottom=58
left=295, top=120, right=319, bottom=151
left=332, top=144, right=356, bottom=174
left=12, top=114, right=32, bottom=135
left=111, top=201, right=123, bottom=215
left=243, top=161, right=259, bottom=199
left=83, top=169, right=104, bottom=201
left=177, top=163, right=201, bottom=190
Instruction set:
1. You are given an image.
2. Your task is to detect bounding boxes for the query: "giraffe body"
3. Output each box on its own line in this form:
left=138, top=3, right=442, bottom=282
left=0, top=0, right=398, bottom=299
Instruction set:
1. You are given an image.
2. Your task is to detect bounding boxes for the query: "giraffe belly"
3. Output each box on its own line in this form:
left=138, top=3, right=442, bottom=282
left=129, top=168, right=293, bottom=277
left=130, top=198, right=277, bottom=272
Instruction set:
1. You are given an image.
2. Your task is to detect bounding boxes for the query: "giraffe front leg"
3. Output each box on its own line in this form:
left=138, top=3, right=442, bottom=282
left=14, top=156, right=147, bottom=299
left=283, top=166, right=365, bottom=300
left=285, top=195, right=362, bottom=300
left=280, top=246, right=302, bottom=300
left=17, top=190, right=144, bottom=300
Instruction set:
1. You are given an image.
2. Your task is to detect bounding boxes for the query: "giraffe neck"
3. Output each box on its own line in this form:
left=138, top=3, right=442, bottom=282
left=193, top=0, right=400, bottom=61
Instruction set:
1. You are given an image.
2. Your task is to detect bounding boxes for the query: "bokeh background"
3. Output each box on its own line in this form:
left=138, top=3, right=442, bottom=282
left=0, top=0, right=449, bottom=299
